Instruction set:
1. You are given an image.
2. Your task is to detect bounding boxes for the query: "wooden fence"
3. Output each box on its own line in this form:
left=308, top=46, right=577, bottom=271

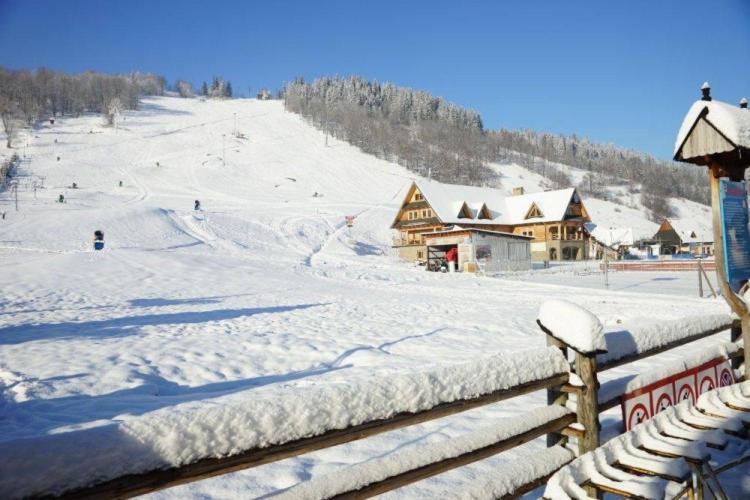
left=50, top=318, right=743, bottom=499
left=604, top=260, right=716, bottom=272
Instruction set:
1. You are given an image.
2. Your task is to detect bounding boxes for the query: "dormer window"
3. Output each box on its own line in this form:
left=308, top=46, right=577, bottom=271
left=477, top=203, right=492, bottom=220
left=457, top=202, right=472, bottom=219
left=525, top=202, right=544, bottom=219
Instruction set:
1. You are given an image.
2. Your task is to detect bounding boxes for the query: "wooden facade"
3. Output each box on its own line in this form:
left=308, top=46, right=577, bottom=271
left=391, top=182, right=591, bottom=262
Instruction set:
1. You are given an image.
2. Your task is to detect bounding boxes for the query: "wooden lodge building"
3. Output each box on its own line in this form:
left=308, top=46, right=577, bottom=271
left=652, top=218, right=714, bottom=256
left=391, top=181, right=591, bottom=262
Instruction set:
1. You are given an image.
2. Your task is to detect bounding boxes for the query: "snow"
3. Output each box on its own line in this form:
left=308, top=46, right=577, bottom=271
left=1, top=346, right=567, bottom=497
left=538, top=300, right=606, bottom=354
left=275, top=405, right=572, bottom=499
left=411, top=180, right=576, bottom=226
left=598, top=342, right=738, bottom=404
left=666, top=216, right=713, bottom=244
left=0, top=96, right=733, bottom=498
left=675, top=98, right=750, bottom=154
left=597, top=313, right=733, bottom=366
left=545, top=382, right=750, bottom=500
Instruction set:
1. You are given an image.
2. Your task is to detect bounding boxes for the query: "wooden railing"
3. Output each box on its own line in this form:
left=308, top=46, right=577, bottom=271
left=35, top=315, right=743, bottom=499
left=56, top=352, right=573, bottom=499
left=539, top=316, right=742, bottom=457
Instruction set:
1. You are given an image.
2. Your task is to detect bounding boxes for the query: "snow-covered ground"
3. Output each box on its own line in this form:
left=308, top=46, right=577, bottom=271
left=0, top=97, right=740, bottom=498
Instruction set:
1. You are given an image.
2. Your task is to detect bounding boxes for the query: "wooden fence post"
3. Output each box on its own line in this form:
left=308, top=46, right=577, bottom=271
left=575, top=352, right=601, bottom=498
left=731, top=323, right=743, bottom=371
left=574, top=352, right=600, bottom=455
left=546, top=334, right=569, bottom=447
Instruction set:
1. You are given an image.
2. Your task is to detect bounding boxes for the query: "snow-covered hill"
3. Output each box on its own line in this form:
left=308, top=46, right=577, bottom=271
left=0, top=97, right=728, bottom=498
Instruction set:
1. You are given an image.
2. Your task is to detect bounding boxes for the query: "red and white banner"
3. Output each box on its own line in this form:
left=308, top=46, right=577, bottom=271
left=345, top=215, right=355, bottom=227
left=621, top=356, right=734, bottom=431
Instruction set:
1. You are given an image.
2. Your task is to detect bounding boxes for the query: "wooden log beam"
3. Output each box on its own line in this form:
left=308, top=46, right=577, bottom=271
left=55, top=373, right=569, bottom=500
left=330, top=414, right=576, bottom=499
left=546, top=334, right=570, bottom=447
left=598, top=321, right=735, bottom=372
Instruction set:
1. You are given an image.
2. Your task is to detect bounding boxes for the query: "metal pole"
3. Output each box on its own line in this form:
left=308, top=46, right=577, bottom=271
left=233, top=113, right=237, bottom=136
left=698, top=259, right=704, bottom=298
left=222, top=134, right=226, bottom=166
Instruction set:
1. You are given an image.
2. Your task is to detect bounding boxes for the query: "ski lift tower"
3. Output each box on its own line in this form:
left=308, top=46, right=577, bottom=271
left=673, top=83, right=750, bottom=379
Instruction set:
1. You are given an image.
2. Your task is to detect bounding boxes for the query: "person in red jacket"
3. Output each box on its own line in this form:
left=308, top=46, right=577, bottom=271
left=445, top=247, right=458, bottom=269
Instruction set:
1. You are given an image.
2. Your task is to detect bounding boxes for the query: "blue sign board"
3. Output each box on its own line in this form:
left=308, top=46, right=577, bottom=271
left=719, top=179, right=750, bottom=292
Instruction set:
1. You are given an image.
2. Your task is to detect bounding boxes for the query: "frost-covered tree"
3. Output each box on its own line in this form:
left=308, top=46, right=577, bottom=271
left=0, top=95, right=19, bottom=148
left=176, top=80, right=193, bottom=98
left=201, top=81, right=208, bottom=96
left=103, top=97, right=122, bottom=126
left=225, top=81, right=232, bottom=98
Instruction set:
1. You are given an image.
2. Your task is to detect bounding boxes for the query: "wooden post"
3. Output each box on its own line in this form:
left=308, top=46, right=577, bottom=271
left=546, top=334, right=569, bottom=447
left=575, top=352, right=600, bottom=456
left=575, top=351, right=601, bottom=499
left=731, top=324, right=743, bottom=371
left=708, top=165, right=750, bottom=380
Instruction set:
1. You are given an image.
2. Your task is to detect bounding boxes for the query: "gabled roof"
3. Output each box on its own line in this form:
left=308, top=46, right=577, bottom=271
left=586, top=224, right=634, bottom=248
left=408, top=180, right=582, bottom=226
left=504, top=188, right=578, bottom=224
left=664, top=218, right=713, bottom=244
left=674, top=99, right=750, bottom=160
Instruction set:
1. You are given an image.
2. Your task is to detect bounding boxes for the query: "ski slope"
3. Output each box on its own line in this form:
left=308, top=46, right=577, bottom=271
left=0, top=97, right=733, bottom=498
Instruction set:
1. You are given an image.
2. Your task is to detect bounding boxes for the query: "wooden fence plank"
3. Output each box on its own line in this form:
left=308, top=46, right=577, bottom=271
left=56, top=373, right=569, bottom=499
left=330, top=413, right=576, bottom=499
left=598, top=322, right=735, bottom=372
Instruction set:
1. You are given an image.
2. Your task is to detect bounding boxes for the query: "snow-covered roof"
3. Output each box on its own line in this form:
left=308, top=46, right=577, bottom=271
left=674, top=99, right=750, bottom=159
left=586, top=225, right=634, bottom=248
left=666, top=218, right=713, bottom=244
left=411, top=180, right=580, bottom=226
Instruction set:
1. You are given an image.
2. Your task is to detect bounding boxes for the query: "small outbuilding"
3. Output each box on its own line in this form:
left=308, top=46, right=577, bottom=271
left=423, top=226, right=532, bottom=273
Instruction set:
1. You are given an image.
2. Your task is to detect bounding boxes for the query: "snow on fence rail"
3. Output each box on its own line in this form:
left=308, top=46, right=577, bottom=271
left=5, top=305, right=741, bottom=499
left=2, top=347, right=571, bottom=499
left=537, top=301, right=741, bottom=458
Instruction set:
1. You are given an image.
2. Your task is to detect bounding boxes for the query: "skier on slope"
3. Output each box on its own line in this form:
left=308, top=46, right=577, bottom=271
left=194, top=200, right=201, bottom=211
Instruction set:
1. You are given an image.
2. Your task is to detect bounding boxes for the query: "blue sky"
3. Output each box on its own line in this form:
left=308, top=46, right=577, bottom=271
left=0, top=0, right=748, bottom=159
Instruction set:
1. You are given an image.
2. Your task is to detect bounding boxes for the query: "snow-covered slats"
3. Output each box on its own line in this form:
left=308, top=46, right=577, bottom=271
left=0, top=346, right=570, bottom=498
left=544, top=383, right=750, bottom=499
left=597, top=314, right=734, bottom=370
left=275, top=406, right=575, bottom=499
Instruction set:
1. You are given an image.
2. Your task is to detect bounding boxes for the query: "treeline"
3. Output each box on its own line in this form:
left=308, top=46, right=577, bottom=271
left=175, top=77, right=234, bottom=99
left=285, top=75, right=708, bottom=220
left=488, top=129, right=708, bottom=215
left=284, top=76, right=493, bottom=185
left=0, top=66, right=165, bottom=147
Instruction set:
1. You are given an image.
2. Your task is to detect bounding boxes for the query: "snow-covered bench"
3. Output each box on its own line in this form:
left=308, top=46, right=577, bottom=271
left=543, top=382, right=750, bottom=499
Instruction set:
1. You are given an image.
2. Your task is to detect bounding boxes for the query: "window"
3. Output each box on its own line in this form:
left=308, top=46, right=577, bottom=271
left=525, top=203, right=544, bottom=219
left=422, top=209, right=428, bottom=218
left=417, top=250, right=424, bottom=259
left=414, top=193, right=424, bottom=201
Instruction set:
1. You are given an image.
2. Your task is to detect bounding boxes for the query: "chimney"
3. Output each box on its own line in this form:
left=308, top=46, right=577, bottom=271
left=701, top=82, right=712, bottom=101
left=741, top=97, right=748, bottom=109
left=512, top=186, right=525, bottom=196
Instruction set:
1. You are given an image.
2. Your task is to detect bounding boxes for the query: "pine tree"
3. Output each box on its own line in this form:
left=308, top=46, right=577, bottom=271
left=225, top=81, right=232, bottom=98
left=201, top=81, right=208, bottom=96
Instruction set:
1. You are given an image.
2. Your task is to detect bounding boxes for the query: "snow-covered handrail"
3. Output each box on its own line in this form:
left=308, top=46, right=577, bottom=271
left=15, top=347, right=571, bottom=499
